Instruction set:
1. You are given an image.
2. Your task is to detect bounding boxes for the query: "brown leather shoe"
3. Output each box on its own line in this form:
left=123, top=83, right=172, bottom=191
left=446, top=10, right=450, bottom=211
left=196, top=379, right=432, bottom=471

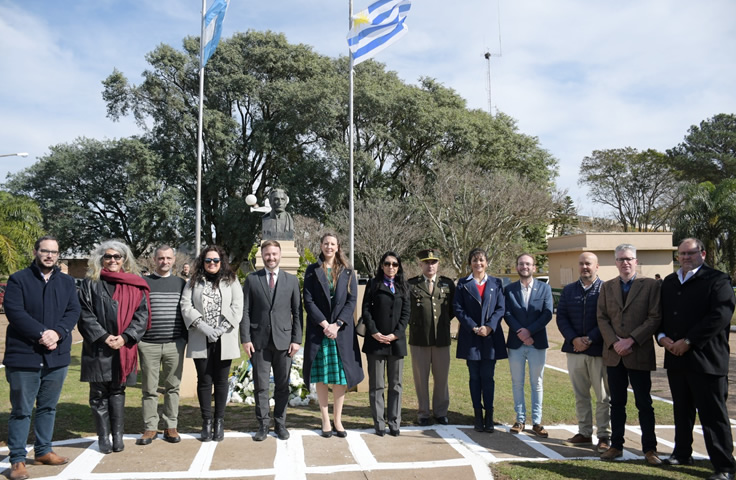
left=596, top=437, right=610, bottom=453
left=136, top=430, right=158, bottom=446
left=564, top=433, right=592, bottom=446
left=600, top=447, right=623, bottom=460
left=9, top=462, right=29, bottom=480
left=34, top=451, right=69, bottom=465
left=163, top=428, right=181, bottom=443
left=510, top=422, right=525, bottom=434
left=532, top=424, right=549, bottom=438
left=645, top=450, right=663, bottom=466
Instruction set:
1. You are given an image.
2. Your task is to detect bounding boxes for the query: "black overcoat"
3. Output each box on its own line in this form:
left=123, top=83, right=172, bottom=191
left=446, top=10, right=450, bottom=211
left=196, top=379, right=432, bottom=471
left=302, top=261, right=364, bottom=388
left=361, top=278, right=410, bottom=357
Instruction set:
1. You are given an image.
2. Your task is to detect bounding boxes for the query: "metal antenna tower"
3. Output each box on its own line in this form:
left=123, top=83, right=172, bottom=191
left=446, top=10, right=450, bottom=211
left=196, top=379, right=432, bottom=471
left=484, top=0, right=503, bottom=116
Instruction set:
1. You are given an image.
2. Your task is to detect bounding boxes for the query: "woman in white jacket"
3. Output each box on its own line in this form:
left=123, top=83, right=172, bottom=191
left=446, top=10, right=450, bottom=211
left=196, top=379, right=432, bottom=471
left=180, top=245, right=243, bottom=442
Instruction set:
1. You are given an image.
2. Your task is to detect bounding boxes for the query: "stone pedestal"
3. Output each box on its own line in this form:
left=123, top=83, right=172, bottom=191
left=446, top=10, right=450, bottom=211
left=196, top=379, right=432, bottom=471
left=255, top=240, right=300, bottom=276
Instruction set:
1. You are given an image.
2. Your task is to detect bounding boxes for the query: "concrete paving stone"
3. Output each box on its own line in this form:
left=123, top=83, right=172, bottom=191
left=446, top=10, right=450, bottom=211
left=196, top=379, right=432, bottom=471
left=211, top=435, right=277, bottom=470
left=307, top=471, right=376, bottom=480
left=364, top=429, right=464, bottom=463
left=0, top=441, right=92, bottom=478
left=93, top=436, right=200, bottom=473
left=528, top=428, right=603, bottom=459
left=460, top=427, right=546, bottom=459
left=303, top=434, right=356, bottom=466
left=361, top=466, right=478, bottom=479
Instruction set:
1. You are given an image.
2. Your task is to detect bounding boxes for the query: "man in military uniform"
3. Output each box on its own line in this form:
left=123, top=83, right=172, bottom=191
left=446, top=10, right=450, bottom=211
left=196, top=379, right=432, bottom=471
left=408, top=249, right=456, bottom=426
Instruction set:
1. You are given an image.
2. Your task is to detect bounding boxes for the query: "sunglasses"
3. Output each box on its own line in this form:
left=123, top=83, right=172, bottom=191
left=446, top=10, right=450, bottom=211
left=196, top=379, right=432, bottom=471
left=383, top=261, right=399, bottom=268
left=103, top=254, right=123, bottom=261
left=204, top=258, right=221, bottom=264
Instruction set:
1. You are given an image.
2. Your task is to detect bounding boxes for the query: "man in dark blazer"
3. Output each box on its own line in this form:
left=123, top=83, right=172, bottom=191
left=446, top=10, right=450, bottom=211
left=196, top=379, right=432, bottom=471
left=597, top=243, right=662, bottom=465
left=241, top=240, right=303, bottom=441
left=658, top=238, right=736, bottom=480
left=504, top=253, right=553, bottom=437
left=407, top=248, right=455, bottom=426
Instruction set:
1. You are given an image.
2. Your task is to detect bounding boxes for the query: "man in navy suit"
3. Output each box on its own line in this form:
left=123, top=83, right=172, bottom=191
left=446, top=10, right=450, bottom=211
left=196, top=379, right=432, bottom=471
left=504, top=253, right=553, bottom=437
left=241, top=240, right=303, bottom=441
left=658, top=238, right=736, bottom=480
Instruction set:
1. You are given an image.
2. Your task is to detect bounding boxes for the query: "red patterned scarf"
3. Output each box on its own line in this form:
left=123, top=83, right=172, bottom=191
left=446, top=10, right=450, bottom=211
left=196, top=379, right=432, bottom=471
left=100, top=269, right=152, bottom=384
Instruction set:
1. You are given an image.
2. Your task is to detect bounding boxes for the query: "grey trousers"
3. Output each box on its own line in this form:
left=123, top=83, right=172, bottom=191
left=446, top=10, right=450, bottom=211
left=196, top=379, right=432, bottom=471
left=367, top=353, right=404, bottom=432
left=252, top=344, right=292, bottom=428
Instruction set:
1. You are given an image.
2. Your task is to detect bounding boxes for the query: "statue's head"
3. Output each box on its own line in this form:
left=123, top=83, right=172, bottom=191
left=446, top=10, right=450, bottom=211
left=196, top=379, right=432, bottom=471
left=269, top=188, right=289, bottom=214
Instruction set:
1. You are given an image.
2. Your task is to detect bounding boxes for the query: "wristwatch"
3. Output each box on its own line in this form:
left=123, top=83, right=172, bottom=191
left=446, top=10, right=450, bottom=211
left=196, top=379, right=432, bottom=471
left=336, top=319, right=345, bottom=328
left=683, top=338, right=691, bottom=346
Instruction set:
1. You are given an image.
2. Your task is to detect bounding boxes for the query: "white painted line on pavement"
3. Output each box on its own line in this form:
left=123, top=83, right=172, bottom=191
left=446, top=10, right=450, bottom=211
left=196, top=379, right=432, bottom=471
left=435, top=425, right=495, bottom=479
left=347, top=431, right=379, bottom=468
left=274, top=430, right=306, bottom=480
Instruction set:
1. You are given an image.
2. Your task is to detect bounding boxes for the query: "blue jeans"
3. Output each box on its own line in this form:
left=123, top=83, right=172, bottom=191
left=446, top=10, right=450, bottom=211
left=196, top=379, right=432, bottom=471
left=508, top=345, right=546, bottom=425
left=466, top=359, right=496, bottom=411
left=6, top=365, right=68, bottom=463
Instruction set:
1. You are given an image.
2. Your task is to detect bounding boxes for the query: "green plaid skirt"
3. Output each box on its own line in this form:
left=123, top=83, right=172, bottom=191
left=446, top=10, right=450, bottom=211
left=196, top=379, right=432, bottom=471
left=310, top=336, right=347, bottom=385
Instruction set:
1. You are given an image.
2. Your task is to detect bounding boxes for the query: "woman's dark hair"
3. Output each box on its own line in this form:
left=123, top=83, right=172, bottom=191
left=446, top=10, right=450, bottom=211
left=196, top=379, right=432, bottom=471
left=318, top=233, right=352, bottom=292
left=374, top=251, right=408, bottom=296
left=467, top=247, right=488, bottom=266
left=189, top=245, right=237, bottom=288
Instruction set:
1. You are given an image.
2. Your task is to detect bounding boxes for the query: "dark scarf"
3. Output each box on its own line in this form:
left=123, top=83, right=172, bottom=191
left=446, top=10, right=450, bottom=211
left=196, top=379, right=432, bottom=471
left=100, top=269, right=152, bottom=384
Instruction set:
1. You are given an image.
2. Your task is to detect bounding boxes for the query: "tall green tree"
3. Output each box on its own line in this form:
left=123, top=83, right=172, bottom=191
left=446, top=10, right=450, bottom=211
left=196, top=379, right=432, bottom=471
left=0, top=192, right=44, bottom=274
left=668, top=113, right=736, bottom=184
left=103, top=31, right=342, bottom=263
left=6, top=137, right=183, bottom=257
left=673, top=180, right=736, bottom=278
left=579, top=147, right=685, bottom=232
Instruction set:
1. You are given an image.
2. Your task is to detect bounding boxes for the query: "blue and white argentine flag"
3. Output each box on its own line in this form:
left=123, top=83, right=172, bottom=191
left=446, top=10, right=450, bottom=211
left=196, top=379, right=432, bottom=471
left=347, top=0, right=411, bottom=66
left=202, top=0, right=231, bottom=67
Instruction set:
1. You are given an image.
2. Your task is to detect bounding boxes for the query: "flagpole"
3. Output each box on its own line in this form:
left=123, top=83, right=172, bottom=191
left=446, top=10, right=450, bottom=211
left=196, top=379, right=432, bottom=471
left=348, top=0, right=355, bottom=268
left=195, top=0, right=206, bottom=257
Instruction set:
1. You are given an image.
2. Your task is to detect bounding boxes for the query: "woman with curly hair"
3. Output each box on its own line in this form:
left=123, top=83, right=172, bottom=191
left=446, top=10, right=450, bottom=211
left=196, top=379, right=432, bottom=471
left=361, top=251, right=410, bottom=437
left=78, top=240, right=151, bottom=454
left=302, top=233, right=363, bottom=438
left=180, top=246, right=243, bottom=442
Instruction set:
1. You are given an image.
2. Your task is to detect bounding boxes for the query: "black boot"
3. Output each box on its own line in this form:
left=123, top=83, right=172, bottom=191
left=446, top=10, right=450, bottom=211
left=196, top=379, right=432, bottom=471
left=201, top=419, right=213, bottom=442
left=474, top=408, right=484, bottom=432
left=213, top=418, right=225, bottom=442
left=109, top=392, right=126, bottom=452
left=90, top=395, right=112, bottom=454
left=484, top=409, right=495, bottom=433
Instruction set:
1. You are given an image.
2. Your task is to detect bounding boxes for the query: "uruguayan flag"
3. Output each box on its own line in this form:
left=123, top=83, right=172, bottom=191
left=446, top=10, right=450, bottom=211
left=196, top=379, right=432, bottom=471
left=347, top=0, right=411, bottom=66
left=202, top=0, right=230, bottom=67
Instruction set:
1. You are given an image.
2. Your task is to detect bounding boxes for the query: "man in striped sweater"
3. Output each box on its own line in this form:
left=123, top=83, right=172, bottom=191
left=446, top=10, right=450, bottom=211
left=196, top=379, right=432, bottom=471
left=136, top=245, right=188, bottom=445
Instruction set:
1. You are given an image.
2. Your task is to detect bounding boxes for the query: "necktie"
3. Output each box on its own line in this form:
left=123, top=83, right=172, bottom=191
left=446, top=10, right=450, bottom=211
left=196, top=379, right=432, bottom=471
left=428, top=278, right=434, bottom=294
left=389, top=280, right=395, bottom=294
left=269, top=272, right=275, bottom=289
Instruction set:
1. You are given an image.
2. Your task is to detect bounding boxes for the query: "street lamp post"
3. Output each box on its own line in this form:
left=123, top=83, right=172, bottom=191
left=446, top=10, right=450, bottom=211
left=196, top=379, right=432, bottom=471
left=0, top=153, right=29, bottom=158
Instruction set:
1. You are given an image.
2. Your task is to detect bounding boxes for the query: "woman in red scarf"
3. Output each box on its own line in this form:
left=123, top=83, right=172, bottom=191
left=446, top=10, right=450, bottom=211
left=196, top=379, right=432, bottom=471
left=78, top=240, right=150, bottom=454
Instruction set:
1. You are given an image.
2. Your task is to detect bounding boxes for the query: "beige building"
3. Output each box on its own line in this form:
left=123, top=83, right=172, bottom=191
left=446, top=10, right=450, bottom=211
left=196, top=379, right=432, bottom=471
left=542, top=232, right=676, bottom=288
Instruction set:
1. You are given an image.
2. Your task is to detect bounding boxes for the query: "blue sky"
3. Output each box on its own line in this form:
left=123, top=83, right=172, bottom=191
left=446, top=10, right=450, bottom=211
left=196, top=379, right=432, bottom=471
left=1, top=0, right=735, bottom=217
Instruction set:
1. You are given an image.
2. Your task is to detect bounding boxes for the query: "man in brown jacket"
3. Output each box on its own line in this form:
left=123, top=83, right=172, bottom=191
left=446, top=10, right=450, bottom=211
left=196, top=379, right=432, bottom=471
left=597, top=243, right=662, bottom=465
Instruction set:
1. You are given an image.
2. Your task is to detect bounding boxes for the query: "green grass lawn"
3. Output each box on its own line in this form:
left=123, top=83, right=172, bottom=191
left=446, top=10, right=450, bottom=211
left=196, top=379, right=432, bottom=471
left=1, top=338, right=695, bottom=479
left=0, top=340, right=675, bottom=444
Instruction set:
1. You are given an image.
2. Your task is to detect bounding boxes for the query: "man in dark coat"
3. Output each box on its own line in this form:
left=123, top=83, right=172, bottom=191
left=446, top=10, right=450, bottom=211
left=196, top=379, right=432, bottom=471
left=408, top=248, right=455, bottom=426
left=556, top=252, right=610, bottom=452
left=3, top=236, right=81, bottom=480
left=241, top=240, right=303, bottom=441
left=658, top=238, right=736, bottom=480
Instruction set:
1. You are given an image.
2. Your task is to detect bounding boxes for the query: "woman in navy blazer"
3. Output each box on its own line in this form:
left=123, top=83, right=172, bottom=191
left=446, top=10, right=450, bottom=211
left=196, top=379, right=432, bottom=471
left=454, top=248, right=507, bottom=433
left=361, top=251, right=410, bottom=436
left=303, top=233, right=363, bottom=438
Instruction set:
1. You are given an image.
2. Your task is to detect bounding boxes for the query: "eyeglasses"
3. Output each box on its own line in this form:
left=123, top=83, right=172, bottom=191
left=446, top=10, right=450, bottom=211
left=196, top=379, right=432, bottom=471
left=103, top=254, right=123, bottom=261
left=615, top=257, right=636, bottom=263
left=204, top=258, right=221, bottom=264
left=38, top=249, right=59, bottom=256
left=383, top=261, right=399, bottom=268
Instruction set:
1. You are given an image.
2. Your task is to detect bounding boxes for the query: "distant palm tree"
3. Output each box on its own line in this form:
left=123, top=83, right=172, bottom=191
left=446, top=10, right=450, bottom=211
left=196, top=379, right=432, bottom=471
left=0, top=191, right=44, bottom=275
left=673, top=180, right=736, bottom=278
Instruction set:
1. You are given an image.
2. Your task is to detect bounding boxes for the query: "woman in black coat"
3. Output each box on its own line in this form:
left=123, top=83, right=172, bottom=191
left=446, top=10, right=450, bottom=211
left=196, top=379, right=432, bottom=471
left=303, top=233, right=363, bottom=438
left=361, top=251, right=410, bottom=437
left=78, top=240, right=150, bottom=454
